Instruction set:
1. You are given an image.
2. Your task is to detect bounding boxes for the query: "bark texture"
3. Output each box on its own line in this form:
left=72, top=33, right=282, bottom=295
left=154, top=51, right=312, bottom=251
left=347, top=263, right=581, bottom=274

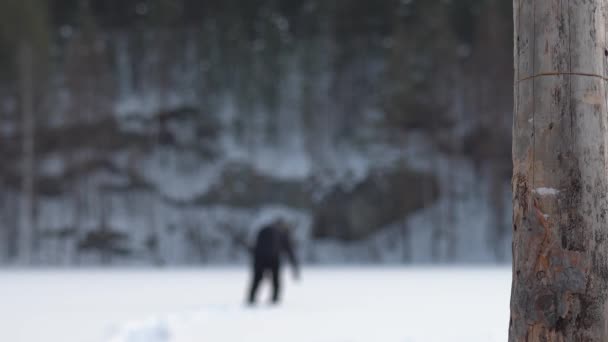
left=510, top=0, right=608, bottom=340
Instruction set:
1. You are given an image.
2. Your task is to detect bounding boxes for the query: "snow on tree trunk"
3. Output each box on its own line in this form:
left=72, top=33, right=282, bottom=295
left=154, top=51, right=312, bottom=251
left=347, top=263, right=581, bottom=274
left=510, top=0, right=608, bottom=340
left=18, top=41, right=35, bottom=265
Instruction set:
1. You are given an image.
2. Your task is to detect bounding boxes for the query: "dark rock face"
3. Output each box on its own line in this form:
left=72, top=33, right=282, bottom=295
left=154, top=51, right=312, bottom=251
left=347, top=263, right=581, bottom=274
left=194, top=163, right=314, bottom=210
left=197, top=163, right=438, bottom=241
left=312, top=168, right=438, bottom=241
left=2, top=100, right=437, bottom=255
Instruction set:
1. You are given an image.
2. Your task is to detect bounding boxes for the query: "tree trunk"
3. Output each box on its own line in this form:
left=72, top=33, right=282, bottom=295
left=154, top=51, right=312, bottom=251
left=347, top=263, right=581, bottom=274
left=18, top=41, right=36, bottom=265
left=510, top=0, right=608, bottom=340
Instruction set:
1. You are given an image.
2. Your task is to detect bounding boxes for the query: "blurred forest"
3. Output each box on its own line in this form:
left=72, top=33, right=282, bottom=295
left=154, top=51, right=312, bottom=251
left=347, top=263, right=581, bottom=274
left=0, top=0, right=513, bottom=265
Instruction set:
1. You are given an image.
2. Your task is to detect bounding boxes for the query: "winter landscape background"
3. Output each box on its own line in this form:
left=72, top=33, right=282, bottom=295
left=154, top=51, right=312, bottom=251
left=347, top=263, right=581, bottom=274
left=0, top=0, right=513, bottom=266
left=1, top=1, right=514, bottom=341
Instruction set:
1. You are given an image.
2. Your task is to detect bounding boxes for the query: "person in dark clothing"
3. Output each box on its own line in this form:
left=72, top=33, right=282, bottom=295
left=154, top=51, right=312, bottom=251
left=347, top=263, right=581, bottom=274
left=248, top=218, right=299, bottom=305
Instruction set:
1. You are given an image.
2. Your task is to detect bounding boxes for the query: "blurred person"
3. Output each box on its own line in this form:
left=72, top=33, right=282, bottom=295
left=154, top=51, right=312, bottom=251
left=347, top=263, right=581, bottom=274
left=247, top=218, right=299, bottom=305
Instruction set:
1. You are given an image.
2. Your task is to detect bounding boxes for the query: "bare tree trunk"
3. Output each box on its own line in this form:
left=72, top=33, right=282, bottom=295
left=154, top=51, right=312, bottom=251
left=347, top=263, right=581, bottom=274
left=18, top=41, right=36, bottom=265
left=489, top=162, right=507, bottom=262
left=510, top=0, right=608, bottom=340
left=401, top=221, right=410, bottom=263
left=4, top=191, right=19, bottom=261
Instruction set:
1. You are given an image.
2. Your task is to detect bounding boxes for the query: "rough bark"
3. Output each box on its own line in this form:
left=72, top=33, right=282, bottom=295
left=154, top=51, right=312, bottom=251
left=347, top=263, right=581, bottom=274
left=510, top=0, right=608, bottom=340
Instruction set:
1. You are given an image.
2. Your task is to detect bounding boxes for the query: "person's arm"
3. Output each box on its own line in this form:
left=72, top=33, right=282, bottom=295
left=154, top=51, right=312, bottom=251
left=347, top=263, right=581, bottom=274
left=282, top=233, right=299, bottom=279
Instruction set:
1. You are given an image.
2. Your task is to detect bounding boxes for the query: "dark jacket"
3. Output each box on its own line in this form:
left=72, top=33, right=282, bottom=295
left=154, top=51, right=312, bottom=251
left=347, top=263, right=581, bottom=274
left=253, top=225, right=298, bottom=270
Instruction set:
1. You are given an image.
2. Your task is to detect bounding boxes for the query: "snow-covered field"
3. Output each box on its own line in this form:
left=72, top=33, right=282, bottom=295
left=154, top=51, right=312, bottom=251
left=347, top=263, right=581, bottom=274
left=0, top=267, right=511, bottom=342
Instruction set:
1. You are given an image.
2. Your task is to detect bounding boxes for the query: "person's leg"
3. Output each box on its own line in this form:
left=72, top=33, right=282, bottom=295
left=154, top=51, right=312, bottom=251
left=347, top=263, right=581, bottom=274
left=248, top=261, right=264, bottom=304
left=271, top=260, right=281, bottom=304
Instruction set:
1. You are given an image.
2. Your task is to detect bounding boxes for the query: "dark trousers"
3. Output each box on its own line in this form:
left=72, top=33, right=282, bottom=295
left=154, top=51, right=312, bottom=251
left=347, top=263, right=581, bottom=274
left=248, top=257, right=280, bottom=304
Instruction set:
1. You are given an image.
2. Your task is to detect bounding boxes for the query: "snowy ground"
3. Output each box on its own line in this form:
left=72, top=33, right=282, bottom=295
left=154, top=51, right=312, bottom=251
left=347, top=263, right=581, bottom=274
left=0, top=267, right=511, bottom=342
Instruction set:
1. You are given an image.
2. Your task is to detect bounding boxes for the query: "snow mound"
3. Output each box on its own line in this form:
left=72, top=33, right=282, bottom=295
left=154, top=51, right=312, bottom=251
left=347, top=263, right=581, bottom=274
left=108, top=318, right=171, bottom=342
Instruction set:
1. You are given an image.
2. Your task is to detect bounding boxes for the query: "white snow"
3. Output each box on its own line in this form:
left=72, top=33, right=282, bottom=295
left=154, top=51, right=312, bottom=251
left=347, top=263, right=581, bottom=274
left=0, top=268, right=511, bottom=342
left=533, top=187, right=560, bottom=196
